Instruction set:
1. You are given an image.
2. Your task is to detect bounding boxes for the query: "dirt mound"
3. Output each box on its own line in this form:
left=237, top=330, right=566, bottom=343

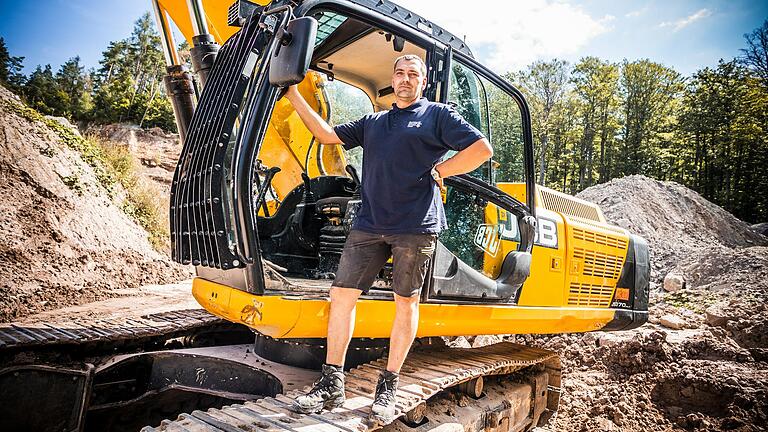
left=86, top=123, right=182, bottom=243
left=88, top=123, right=180, bottom=187
left=0, top=85, right=190, bottom=322
left=577, top=175, right=767, bottom=279
left=752, top=223, right=768, bottom=236
left=672, top=246, right=768, bottom=292
left=522, top=176, right=768, bottom=431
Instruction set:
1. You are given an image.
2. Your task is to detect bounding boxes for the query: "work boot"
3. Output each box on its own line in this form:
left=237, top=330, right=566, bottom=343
left=292, top=364, right=346, bottom=414
left=369, top=370, right=399, bottom=425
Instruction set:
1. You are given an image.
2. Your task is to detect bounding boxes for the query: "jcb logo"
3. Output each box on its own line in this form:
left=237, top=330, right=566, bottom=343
left=474, top=224, right=502, bottom=257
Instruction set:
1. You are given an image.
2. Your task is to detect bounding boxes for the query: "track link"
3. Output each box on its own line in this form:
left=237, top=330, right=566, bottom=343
left=0, top=309, right=225, bottom=350
left=142, top=342, right=561, bottom=431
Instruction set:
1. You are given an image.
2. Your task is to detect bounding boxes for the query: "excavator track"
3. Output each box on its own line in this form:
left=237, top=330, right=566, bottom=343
left=142, top=342, right=561, bottom=432
left=0, top=309, right=228, bottom=351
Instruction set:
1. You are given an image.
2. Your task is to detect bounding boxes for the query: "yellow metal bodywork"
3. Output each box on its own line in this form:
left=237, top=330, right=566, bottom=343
left=193, top=277, right=617, bottom=338
left=158, top=0, right=271, bottom=46
left=257, top=72, right=347, bottom=210
left=191, top=178, right=630, bottom=340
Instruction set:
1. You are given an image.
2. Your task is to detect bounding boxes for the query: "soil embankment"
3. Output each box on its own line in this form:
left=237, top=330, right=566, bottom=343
left=530, top=176, right=768, bottom=431
left=0, top=86, right=189, bottom=322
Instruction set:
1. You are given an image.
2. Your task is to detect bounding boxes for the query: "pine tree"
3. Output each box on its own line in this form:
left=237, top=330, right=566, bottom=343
left=90, top=13, right=175, bottom=130
left=56, top=56, right=91, bottom=118
left=0, top=37, right=25, bottom=92
left=23, top=64, right=68, bottom=115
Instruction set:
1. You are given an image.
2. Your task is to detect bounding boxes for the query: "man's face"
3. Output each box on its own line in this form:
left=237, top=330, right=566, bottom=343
left=392, top=59, right=427, bottom=101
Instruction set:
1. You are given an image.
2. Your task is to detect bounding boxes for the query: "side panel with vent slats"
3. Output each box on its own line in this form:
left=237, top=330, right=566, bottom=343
left=564, top=216, right=630, bottom=307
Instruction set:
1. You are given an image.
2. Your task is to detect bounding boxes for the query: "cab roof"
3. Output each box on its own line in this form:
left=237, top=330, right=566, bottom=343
left=159, top=0, right=473, bottom=58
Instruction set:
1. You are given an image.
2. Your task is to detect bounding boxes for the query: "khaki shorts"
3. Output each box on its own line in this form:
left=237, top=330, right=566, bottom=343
left=333, top=229, right=437, bottom=297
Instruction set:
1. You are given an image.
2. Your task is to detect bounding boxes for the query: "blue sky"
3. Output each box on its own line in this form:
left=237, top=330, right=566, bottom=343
left=1, top=0, right=766, bottom=77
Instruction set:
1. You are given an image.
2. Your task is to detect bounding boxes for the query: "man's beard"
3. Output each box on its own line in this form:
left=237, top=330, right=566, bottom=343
left=396, top=86, right=417, bottom=99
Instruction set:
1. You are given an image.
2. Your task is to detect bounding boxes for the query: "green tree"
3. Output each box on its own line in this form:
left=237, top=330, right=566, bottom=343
left=678, top=61, right=768, bottom=222
left=0, top=37, right=25, bottom=92
left=56, top=56, right=91, bottom=118
left=23, top=64, right=68, bottom=115
left=516, top=59, right=569, bottom=186
left=91, top=13, right=174, bottom=130
left=572, top=57, right=620, bottom=189
left=617, top=60, right=683, bottom=177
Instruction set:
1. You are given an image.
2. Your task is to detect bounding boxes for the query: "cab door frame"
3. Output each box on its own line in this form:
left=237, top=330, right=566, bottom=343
left=420, top=46, right=539, bottom=304
left=438, top=49, right=538, bottom=214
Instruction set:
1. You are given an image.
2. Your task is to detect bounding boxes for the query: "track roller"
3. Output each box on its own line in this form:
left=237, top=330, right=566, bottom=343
left=459, top=376, right=484, bottom=398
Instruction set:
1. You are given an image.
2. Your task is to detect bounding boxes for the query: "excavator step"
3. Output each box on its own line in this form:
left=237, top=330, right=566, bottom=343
left=0, top=309, right=226, bottom=350
left=141, top=342, right=561, bottom=432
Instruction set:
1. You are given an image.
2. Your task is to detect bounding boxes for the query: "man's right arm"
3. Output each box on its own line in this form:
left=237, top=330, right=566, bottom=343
left=284, top=85, right=342, bottom=145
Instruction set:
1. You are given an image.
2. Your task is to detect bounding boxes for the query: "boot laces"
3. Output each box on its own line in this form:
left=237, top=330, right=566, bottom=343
left=309, top=367, right=342, bottom=396
left=374, top=375, right=397, bottom=406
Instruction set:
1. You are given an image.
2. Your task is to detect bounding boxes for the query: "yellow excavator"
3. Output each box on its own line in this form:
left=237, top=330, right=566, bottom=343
left=157, top=0, right=649, bottom=337
left=147, top=0, right=651, bottom=430
left=0, top=1, right=650, bottom=431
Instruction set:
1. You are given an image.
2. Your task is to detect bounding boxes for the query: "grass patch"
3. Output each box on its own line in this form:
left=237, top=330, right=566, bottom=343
left=98, top=140, right=169, bottom=251
left=663, top=290, right=719, bottom=313
left=3, top=98, right=168, bottom=251
left=59, top=174, right=84, bottom=195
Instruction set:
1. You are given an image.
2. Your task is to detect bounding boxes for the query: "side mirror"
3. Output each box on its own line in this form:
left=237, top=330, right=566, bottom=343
left=269, top=16, right=318, bottom=87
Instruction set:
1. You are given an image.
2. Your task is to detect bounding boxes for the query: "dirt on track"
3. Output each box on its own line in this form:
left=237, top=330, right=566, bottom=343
left=0, top=86, right=190, bottom=322
left=518, top=175, right=768, bottom=432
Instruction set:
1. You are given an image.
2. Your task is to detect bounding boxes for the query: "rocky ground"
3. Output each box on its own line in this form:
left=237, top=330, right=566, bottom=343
left=0, top=86, right=190, bottom=322
left=527, top=176, right=768, bottom=431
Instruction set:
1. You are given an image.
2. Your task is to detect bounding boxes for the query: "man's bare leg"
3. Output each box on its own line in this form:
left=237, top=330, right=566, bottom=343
left=293, top=286, right=359, bottom=414
left=386, top=293, right=420, bottom=372
left=368, top=293, right=419, bottom=423
left=326, top=286, right=362, bottom=366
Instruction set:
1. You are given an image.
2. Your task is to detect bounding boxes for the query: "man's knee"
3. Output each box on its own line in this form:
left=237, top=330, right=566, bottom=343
left=394, top=293, right=420, bottom=313
left=330, top=286, right=361, bottom=308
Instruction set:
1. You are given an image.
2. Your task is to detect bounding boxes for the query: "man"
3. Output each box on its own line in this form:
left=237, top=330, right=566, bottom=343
left=286, top=54, right=493, bottom=424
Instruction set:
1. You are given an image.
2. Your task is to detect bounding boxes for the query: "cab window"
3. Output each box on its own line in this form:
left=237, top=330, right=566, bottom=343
left=324, top=78, right=373, bottom=177
left=447, top=59, right=525, bottom=185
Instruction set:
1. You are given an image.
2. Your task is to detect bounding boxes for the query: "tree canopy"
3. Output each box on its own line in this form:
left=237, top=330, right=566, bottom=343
left=2, top=13, right=176, bottom=131
left=513, top=24, right=767, bottom=223
left=1, top=17, right=766, bottom=223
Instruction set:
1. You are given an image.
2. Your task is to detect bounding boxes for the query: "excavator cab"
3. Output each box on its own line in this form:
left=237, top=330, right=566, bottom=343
left=172, top=2, right=539, bottom=304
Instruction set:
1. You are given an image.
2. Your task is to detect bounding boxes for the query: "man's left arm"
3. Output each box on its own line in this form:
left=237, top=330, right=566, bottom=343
left=435, top=138, right=493, bottom=180
left=433, top=107, right=494, bottom=188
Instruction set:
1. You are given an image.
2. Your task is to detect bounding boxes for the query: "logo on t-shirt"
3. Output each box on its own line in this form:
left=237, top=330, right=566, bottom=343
left=407, top=121, right=422, bottom=128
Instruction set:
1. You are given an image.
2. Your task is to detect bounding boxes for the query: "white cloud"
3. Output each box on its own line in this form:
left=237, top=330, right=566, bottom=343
left=625, top=8, right=647, bottom=18
left=393, top=0, right=611, bottom=72
left=659, top=8, right=712, bottom=32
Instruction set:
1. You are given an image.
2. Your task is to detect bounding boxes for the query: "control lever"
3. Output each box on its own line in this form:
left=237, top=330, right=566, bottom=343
left=342, top=165, right=362, bottom=233
left=301, top=172, right=315, bottom=203
left=292, top=173, right=316, bottom=250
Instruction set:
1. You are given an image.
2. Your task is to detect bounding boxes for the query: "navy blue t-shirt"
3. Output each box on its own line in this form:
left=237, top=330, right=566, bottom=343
left=333, top=97, right=485, bottom=234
